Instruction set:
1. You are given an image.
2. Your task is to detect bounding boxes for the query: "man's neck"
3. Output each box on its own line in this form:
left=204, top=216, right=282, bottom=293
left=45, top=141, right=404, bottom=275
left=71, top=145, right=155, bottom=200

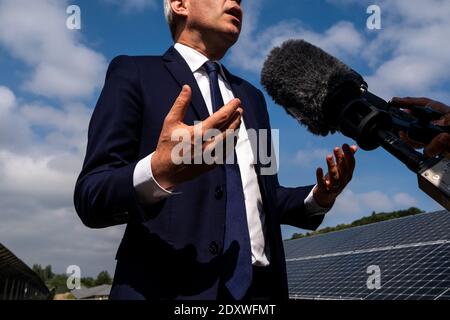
left=176, top=30, right=231, bottom=61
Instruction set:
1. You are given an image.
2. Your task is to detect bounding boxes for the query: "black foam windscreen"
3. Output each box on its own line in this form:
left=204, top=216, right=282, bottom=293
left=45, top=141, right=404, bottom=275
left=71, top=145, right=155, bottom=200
left=261, top=39, right=366, bottom=136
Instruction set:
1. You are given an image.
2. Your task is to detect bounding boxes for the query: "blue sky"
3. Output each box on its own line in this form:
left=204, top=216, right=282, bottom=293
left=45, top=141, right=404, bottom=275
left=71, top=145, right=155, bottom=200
left=0, top=0, right=449, bottom=277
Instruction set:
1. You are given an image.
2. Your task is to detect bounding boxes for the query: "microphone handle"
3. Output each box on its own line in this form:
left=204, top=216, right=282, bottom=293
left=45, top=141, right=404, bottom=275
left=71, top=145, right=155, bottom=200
left=376, top=129, right=425, bottom=173
left=376, top=129, right=450, bottom=210
left=418, top=157, right=450, bottom=211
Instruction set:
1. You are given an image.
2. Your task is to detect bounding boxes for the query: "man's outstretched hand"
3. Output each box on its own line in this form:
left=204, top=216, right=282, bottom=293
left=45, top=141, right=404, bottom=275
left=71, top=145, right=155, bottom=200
left=313, top=144, right=358, bottom=208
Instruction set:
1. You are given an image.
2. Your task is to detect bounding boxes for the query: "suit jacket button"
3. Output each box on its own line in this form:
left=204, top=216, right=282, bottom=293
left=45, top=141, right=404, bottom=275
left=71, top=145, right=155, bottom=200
left=215, top=186, right=224, bottom=199
left=209, top=241, right=219, bottom=255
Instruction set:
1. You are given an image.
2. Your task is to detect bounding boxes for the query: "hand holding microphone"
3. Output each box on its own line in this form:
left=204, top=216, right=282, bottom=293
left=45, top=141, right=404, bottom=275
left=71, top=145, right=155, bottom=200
left=392, top=97, right=450, bottom=159
left=261, top=39, right=450, bottom=210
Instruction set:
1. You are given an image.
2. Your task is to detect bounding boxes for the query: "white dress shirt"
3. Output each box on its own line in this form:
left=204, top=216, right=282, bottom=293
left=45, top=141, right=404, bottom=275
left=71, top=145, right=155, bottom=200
left=133, top=43, right=330, bottom=266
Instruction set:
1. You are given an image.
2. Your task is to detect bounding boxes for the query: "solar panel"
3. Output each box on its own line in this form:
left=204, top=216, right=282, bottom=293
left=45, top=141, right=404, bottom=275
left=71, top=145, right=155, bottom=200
left=285, top=211, right=450, bottom=300
left=284, top=225, right=369, bottom=259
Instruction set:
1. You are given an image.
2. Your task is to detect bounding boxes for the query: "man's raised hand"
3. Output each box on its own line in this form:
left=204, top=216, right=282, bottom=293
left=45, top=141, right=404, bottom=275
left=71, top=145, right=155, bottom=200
left=151, top=85, right=243, bottom=190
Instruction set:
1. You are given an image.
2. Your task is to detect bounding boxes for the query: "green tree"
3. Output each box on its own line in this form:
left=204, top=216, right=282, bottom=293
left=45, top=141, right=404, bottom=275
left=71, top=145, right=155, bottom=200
left=95, top=271, right=112, bottom=286
left=32, top=265, right=114, bottom=294
left=45, top=265, right=54, bottom=279
left=81, top=277, right=96, bottom=288
left=47, top=274, right=69, bottom=294
left=33, top=264, right=54, bottom=283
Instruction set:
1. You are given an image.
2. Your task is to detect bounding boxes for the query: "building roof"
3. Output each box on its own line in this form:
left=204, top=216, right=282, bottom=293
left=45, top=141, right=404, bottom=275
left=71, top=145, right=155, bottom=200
left=0, top=243, right=49, bottom=297
left=284, top=210, right=450, bottom=300
left=72, top=284, right=111, bottom=300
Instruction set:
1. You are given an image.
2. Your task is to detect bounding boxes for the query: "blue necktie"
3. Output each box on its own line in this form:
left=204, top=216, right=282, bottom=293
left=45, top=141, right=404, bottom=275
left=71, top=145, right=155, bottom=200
left=203, top=61, right=253, bottom=300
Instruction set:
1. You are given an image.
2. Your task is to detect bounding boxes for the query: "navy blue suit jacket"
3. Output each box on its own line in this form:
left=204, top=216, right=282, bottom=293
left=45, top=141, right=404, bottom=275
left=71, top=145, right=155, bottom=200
left=74, top=47, right=324, bottom=300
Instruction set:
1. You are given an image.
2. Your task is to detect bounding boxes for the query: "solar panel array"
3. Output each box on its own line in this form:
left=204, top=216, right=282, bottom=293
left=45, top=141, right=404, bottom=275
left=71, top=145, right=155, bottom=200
left=284, top=211, right=450, bottom=300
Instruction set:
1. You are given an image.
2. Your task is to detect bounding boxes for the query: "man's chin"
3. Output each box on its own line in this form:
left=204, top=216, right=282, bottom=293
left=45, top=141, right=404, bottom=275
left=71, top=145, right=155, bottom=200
left=206, top=27, right=241, bottom=50
left=223, top=28, right=241, bottom=44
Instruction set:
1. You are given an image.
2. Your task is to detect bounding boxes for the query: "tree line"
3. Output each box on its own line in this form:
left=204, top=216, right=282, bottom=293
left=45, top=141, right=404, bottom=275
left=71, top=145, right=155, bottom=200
left=32, top=264, right=112, bottom=294
left=290, top=207, right=424, bottom=240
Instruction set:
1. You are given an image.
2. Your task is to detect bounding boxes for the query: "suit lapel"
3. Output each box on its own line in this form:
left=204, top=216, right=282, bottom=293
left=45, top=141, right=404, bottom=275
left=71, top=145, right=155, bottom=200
left=163, top=47, right=210, bottom=121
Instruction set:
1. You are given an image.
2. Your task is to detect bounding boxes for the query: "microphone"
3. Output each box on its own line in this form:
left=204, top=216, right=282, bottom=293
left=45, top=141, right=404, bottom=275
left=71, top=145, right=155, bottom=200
left=260, top=39, right=365, bottom=137
left=261, top=39, right=450, bottom=210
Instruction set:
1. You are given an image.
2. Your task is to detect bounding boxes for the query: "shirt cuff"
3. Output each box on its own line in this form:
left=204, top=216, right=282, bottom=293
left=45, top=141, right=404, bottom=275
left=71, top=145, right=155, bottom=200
left=304, top=185, right=332, bottom=217
left=133, top=152, right=173, bottom=205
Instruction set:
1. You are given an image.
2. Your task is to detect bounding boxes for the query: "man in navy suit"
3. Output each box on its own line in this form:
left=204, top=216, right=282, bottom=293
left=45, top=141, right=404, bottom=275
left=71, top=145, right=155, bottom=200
left=74, top=0, right=357, bottom=300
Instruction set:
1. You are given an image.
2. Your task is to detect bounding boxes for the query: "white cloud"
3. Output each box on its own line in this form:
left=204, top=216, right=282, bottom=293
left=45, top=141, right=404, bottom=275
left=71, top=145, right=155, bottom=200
left=0, top=0, right=120, bottom=276
left=20, top=102, right=93, bottom=153
left=0, top=0, right=107, bottom=100
left=0, top=102, right=122, bottom=275
left=0, top=203, right=124, bottom=276
left=231, top=0, right=450, bottom=103
left=0, top=86, right=16, bottom=113
left=0, top=86, right=34, bottom=153
left=292, top=148, right=330, bottom=167
left=0, top=151, right=77, bottom=207
left=328, top=0, right=450, bottom=100
left=228, top=1, right=365, bottom=73
left=328, top=189, right=419, bottom=224
left=0, top=85, right=124, bottom=275
left=393, top=193, right=417, bottom=208
left=0, top=84, right=92, bottom=155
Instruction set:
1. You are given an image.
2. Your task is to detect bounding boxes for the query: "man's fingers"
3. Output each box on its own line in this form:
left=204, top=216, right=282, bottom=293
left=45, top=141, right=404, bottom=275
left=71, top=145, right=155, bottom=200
left=220, top=107, right=243, bottom=132
left=334, top=147, right=345, bottom=166
left=435, top=113, right=450, bottom=126
left=202, top=99, right=242, bottom=131
left=204, top=114, right=242, bottom=157
left=334, top=147, right=347, bottom=180
left=342, top=144, right=357, bottom=168
left=226, top=109, right=243, bottom=132
left=316, top=168, right=327, bottom=190
left=392, top=97, right=431, bottom=107
left=194, top=105, right=242, bottom=143
left=165, top=85, right=192, bottom=124
left=393, top=97, right=450, bottom=114
left=399, top=131, right=425, bottom=149
left=204, top=110, right=241, bottom=146
left=344, top=144, right=357, bottom=182
left=426, top=101, right=450, bottom=114
left=424, top=133, right=450, bottom=158
left=327, top=154, right=340, bottom=187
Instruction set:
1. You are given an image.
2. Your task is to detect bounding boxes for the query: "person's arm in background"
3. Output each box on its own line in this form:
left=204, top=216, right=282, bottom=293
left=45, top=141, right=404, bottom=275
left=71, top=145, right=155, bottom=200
left=392, top=97, right=450, bottom=158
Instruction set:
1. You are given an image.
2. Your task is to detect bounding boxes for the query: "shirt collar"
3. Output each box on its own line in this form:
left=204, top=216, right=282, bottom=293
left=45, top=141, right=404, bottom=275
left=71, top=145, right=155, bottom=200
left=174, top=43, right=226, bottom=78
